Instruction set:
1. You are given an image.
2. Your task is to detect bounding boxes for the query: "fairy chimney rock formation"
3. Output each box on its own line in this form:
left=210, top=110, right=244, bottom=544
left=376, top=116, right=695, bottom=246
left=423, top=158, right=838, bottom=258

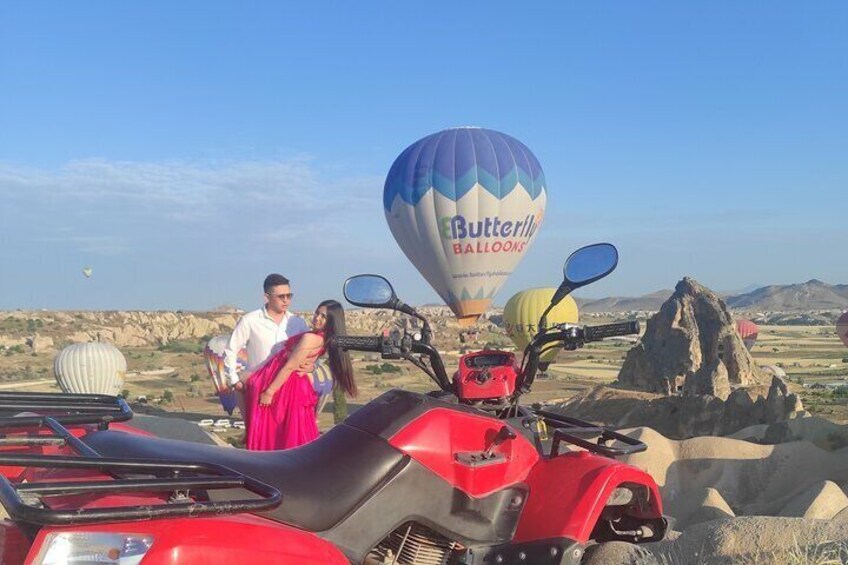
left=617, top=277, right=767, bottom=400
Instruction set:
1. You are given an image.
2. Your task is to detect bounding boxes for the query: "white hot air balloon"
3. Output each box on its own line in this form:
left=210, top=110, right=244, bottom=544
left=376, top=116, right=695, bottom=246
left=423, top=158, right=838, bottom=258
left=54, top=342, right=127, bottom=395
left=384, top=127, right=547, bottom=327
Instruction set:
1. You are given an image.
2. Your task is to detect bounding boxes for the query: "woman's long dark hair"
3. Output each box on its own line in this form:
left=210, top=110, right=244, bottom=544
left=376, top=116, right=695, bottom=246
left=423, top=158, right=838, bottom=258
left=318, top=299, right=356, bottom=397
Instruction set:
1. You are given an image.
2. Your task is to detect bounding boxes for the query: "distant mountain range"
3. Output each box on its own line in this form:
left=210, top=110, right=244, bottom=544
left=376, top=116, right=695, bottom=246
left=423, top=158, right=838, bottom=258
left=725, top=280, right=848, bottom=311
left=575, top=290, right=674, bottom=313
left=576, top=280, right=848, bottom=313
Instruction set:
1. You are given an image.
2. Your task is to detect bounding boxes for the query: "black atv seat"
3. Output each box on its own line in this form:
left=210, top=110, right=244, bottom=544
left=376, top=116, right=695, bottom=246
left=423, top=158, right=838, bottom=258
left=83, top=423, right=406, bottom=532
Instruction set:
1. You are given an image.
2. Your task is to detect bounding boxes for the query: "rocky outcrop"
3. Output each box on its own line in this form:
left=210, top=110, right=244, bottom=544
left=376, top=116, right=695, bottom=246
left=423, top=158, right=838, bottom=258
left=729, top=417, right=848, bottom=451
left=592, top=517, right=848, bottom=565
left=1, top=311, right=240, bottom=348
left=64, top=312, right=237, bottom=347
left=778, top=481, right=848, bottom=520
left=618, top=277, right=767, bottom=400
left=26, top=334, right=54, bottom=353
left=1, top=307, right=504, bottom=351
left=555, top=379, right=805, bottom=439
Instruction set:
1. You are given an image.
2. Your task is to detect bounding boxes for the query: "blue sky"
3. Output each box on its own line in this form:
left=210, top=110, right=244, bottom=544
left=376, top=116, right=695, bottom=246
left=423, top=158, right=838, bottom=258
left=1, top=2, right=846, bottom=311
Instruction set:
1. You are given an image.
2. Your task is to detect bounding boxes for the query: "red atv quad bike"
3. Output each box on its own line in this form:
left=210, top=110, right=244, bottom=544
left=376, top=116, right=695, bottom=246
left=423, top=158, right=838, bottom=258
left=0, top=243, right=666, bottom=564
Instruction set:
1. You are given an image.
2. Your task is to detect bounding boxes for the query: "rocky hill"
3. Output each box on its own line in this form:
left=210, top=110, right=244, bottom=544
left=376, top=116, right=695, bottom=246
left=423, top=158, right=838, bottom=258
left=726, top=279, right=848, bottom=311
left=0, top=307, right=506, bottom=351
left=0, top=311, right=241, bottom=349
left=576, top=279, right=848, bottom=313
left=576, top=290, right=673, bottom=313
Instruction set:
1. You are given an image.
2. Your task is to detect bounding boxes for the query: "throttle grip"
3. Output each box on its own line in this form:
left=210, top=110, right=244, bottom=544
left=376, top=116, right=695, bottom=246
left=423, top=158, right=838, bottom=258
left=583, top=321, right=640, bottom=341
left=333, top=335, right=383, bottom=352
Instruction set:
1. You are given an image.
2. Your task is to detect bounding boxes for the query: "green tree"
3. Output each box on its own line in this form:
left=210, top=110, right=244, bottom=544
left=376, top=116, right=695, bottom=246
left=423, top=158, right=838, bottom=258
left=162, top=390, right=174, bottom=403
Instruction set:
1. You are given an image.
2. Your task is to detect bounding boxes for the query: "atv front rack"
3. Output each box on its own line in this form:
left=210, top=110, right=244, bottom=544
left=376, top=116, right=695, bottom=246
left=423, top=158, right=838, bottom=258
left=536, top=410, right=647, bottom=458
left=0, top=391, right=133, bottom=428
left=0, top=391, right=281, bottom=526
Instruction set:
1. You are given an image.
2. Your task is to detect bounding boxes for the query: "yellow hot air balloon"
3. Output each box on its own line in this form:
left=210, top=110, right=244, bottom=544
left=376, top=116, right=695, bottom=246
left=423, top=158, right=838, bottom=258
left=503, top=288, right=578, bottom=367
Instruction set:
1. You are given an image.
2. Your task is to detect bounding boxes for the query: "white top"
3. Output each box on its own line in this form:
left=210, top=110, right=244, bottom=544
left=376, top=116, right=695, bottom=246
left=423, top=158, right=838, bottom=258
left=223, top=307, right=310, bottom=385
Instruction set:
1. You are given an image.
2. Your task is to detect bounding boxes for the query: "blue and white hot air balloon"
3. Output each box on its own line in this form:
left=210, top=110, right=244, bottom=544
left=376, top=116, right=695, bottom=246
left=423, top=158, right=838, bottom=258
left=384, top=127, right=547, bottom=326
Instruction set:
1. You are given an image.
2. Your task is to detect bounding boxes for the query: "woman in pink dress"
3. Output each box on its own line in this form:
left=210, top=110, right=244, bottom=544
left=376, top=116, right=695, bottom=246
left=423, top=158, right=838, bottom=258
left=244, top=300, right=356, bottom=451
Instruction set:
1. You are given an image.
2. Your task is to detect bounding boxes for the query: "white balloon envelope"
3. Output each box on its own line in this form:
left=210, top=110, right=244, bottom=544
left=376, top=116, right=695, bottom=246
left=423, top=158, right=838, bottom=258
left=54, top=342, right=127, bottom=395
left=384, top=127, right=547, bottom=326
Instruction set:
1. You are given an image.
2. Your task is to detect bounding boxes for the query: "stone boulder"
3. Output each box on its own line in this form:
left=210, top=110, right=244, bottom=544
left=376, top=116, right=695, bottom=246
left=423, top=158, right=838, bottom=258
left=617, top=277, right=766, bottom=400
left=26, top=334, right=54, bottom=354
left=555, top=379, right=805, bottom=439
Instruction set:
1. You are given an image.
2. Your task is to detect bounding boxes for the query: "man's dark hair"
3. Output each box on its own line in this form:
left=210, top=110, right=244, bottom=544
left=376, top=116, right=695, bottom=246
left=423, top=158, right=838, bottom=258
left=263, top=273, right=290, bottom=293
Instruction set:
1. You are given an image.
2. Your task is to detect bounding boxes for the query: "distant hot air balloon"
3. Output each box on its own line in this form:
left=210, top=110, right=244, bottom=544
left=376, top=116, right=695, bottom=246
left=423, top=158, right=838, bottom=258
left=837, top=312, right=848, bottom=348
left=384, top=127, right=547, bottom=327
left=504, top=288, right=578, bottom=369
left=204, top=335, right=248, bottom=415
left=736, top=319, right=759, bottom=351
left=54, top=342, right=126, bottom=395
left=82, top=267, right=93, bottom=278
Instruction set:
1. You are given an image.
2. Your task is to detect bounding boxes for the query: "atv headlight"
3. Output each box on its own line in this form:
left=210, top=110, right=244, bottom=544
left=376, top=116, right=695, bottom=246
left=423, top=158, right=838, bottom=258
left=34, top=532, right=154, bottom=565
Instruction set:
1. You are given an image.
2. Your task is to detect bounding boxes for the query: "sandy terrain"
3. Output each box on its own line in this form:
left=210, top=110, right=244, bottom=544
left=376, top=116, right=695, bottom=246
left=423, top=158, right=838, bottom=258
left=577, top=422, right=848, bottom=564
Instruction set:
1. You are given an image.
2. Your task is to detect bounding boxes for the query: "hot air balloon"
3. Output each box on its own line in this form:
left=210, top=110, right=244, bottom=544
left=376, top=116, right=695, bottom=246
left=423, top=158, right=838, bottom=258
left=736, top=319, right=759, bottom=351
left=82, top=267, right=93, bottom=278
left=384, top=127, right=547, bottom=327
left=504, top=288, right=579, bottom=369
left=837, top=312, right=848, bottom=348
left=204, top=335, right=248, bottom=415
left=312, top=359, right=333, bottom=416
left=54, top=342, right=126, bottom=395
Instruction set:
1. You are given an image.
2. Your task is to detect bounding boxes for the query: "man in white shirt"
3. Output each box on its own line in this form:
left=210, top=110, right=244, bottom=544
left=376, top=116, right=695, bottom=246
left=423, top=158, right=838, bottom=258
left=224, top=274, right=309, bottom=406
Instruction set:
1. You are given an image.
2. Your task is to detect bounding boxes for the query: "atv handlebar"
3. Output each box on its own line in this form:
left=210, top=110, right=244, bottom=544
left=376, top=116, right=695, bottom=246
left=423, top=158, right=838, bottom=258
left=517, top=320, right=641, bottom=395
left=334, top=320, right=639, bottom=401
left=583, top=321, right=641, bottom=341
left=333, top=335, right=452, bottom=393
left=332, top=335, right=383, bottom=353
left=410, top=341, right=451, bottom=392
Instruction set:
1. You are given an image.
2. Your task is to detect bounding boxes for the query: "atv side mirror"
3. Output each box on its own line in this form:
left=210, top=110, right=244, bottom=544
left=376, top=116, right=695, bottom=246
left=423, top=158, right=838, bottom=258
left=542, top=243, right=619, bottom=327
left=343, top=275, right=398, bottom=309
left=563, top=242, right=619, bottom=288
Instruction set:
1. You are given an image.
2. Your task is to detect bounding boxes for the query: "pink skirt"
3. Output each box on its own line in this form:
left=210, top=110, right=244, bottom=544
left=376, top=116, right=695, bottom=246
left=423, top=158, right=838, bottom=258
left=244, top=360, right=319, bottom=451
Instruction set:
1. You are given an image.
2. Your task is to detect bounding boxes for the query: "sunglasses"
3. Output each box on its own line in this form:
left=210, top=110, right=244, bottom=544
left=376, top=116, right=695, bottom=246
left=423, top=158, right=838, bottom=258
left=268, top=292, right=294, bottom=300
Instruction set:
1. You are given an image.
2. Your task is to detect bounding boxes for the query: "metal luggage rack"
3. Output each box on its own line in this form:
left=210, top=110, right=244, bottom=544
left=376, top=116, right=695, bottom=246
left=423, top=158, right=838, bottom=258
left=0, top=391, right=281, bottom=526
left=535, top=409, right=648, bottom=459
